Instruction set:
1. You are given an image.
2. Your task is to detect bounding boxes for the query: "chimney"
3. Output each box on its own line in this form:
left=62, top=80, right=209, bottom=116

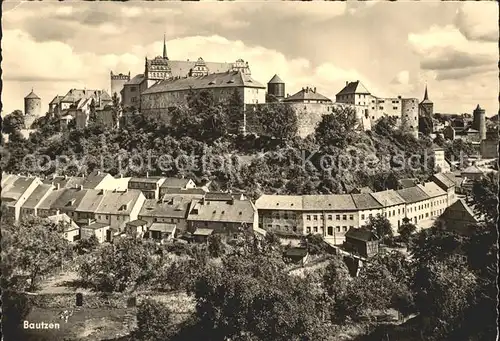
left=56, top=183, right=60, bottom=190
left=87, top=218, right=91, bottom=226
left=201, top=197, right=206, bottom=205
left=79, top=185, right=83, bottom=191
left=313, top=87, right=316, bottom=93
left=346, top=81, right=348, bottom=86
left=97, top=170, right=101, bottom=175
left=146, top=172, right=149, bottom=178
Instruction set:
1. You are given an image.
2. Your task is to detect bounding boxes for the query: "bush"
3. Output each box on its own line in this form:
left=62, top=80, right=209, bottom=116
left=136, top=299, right=174, bottom=341
left=2, top=291, right=33, bottom=338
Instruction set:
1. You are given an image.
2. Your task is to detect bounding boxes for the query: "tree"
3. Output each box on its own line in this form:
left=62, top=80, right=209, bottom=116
left=398, top=217, right=417, bottom=244
left=363, top=214, right=393, bottom=241
left=470, top=172, right=498, bottom=221
left=74, top=234, right=100, bottom=255
left=193, top=254, right=328, bottom=341
left=315, top=106, right=358, bottom=148
left=374, top=116, right=397, bottom=137
left=1, top=290, right=33, bottom=339
left=2, top=110, right=25, bottom=134
left=207, top=234, right=225, bottom=258
left=322, top=256, right=350, bottom=303
left=419, top=116, right=433, bottom=136
left=444, top=139, right=475, bottom=161
left=136, top=299, right=175, bottom=341
left=78, top=238, right=158, bottom=292
left=305, top=233, right=327, bottom=255
left=225, top=88, right=245, bottom=134
left=2, top=217, right=72, bottom=292
left=253, top=103, right=298, bottom=141
left=89, top=98, right=97, bottom=123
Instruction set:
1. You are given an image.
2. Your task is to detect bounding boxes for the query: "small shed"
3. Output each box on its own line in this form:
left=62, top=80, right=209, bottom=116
left=125, top=219, right=148, bottom=238
left=283, top=247, right=309, bottom=266
left=192, top=228, right=214, bottom=243
left=344, top=227, right=379, bottom=258
left=149, top=223, right=176, bottom=241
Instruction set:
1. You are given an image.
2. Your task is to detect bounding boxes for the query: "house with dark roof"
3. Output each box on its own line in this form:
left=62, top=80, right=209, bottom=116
left=255, top=194, right=303, bottom=236
left=125, top=219, right=149, bottom=239
left=82, top=171, right=118, bottom=190
left=437, top=199, right=480, bottom=235
left=1, top=176, right=43, bottom=221
left=351, top=192, right=383, bottom=227
left=148, top=222, right=176, bottom=242
left=37, top=188, right=67, bottom=217
left=187, top=197, right=258, bottom=235
left=461, top=165, right=485, bottom=181
left=417, top=182, right=448, bottom=219
left=159, top=177, right=196, bottom=197
left=283, top=247, right=309, bottom=266
left=51, top=187, right=88, bottom=221
left=192, top=228, right=214, bottom=243
left=431, top=172, right=457, bottom=206
left=344, top=227, right=380, bottom=258
left=140, top=70, right=266, bottom=120
left=396, top=186, right=431, bottom=225
left=370, top=190, right=407, bottom=233
left=21, top=184, right=55, bottom=217
left=128, top=176, right=166, bottom=200
left=283, top=86, right=332, bottom=104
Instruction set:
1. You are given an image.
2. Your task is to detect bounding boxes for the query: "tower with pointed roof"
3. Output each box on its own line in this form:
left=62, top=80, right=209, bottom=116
left=163, top=33, right=168, bottom=60
left=24, top=89, right=42, bottom=128
left=267, top=74, right=285, bottom=102
left=419, top=85, right=433, bottom=117
left=472, top=104, right=486, bottom=140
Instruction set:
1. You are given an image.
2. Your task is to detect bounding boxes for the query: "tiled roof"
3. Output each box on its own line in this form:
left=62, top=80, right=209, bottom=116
left=82, top=171, right=109, bottom=189
left=77, top=189, right=106, bottom=212
left=149, top=223, right=176, bottom=233
left=1, top=177, right=37, bottom=201
left=23, top=184, right=53, bottom=209
left=255, top=195, right=303, bottom=210
left=49, top=95, right=64, bottom=105
left=130, top=177, right=164, bottom=184
left=417, top=182, right=447, bottom=198
left=283, top=87, right=332, bottom=103
left=60, top=89, right=110, bottom=104
left=43, top=176, right=86, bottom=189
left=142, top=71, right=265, bottom=95
left=439, top=199, right=478, bottom=224
left=160, top=178, right=192, bottom=188
left=25, top=90, right=40, bottom=99
left=396, top=186, right=429, bottom=204
left=95, top=189, right=143, bottom=215
left=398, top=178, right=419, bottom=189
left=345, top=227, right=378, bottom=241
left=83, top=222, right=110, bottom=230
left=162, top=188, right=207, bottom=196
left=204, top=192, right=238, bottom=202
left=127, top=219, right=148, bottom=227
left=303, top=195, right=357, bottom=211
left=268, top=74, right=284, bottom=84
left=193, top=228, right=213, bottom=236
left=370, top=190, right=406, bottom=207
left=139, top=197, right=192, bottom=218
left=1, top=174, right=19, bottom=188
left=351, top=193, right=383, bottom=210
left=47, top=213, right=80, bottom=231
left=167, top=59, right=233, bottom=78
left=336, top=81, right=371, bottom=96
left=284, top=247, right=308, bottom=257
left=38, top=189, right=66, bottom=210
left=442, top=172, right=463, bottom=186
left=431, top=173, right=456, bottom=189
left=187, top=199, right=255, bottom=223
left=51, top=188, right=87, bottom=211
left=124, top=74, right=146, bottom=86
left=462, top=165, right=484, bottom=174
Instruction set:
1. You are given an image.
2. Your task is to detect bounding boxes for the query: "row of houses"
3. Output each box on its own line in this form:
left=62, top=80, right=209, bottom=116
left=3, top=169, right=467, bottom=246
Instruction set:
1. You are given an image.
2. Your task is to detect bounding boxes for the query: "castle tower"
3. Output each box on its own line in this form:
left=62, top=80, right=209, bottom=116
left=24, top=89, right=41, bottom=128
left=267, top=74, right=285, bottom=102
left=110, top=71, right=131, bottom=102
left=419, top=85, right=434, bottom=117
left=472, top=104, right=486, bottom=140
left=401, top=98, right=419, bottom=139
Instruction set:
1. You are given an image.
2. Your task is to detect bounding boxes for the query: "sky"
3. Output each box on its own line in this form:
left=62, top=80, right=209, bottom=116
left=2, top=1, right=498, bottom=117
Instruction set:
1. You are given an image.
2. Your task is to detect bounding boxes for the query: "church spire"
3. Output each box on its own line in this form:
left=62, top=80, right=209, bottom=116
left=163, top=34, right=168, bottom=60
left=423, top=84, right=429, bottom=101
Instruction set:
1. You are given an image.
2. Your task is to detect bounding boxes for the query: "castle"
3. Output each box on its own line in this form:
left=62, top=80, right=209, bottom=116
left=110, top=35, right=254, bottom=110
left=23, top=89, right=42, bottom=128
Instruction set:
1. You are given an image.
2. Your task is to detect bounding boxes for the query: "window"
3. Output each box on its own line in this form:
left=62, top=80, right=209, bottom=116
left=393, top=107, right=398, bottom=110
left=276, top=225, right=281, bottom=229
left=313, top=226, right=318, bottom=233
left=336, top=227, right=341, bottom=232
left=379, top=106, right=383, bottom=110
left=349, top=215, right=353, bottom=220
left=398, top=208, right=401, bottom=214
left=392, top=210, right=395, bottom=215
left=267, top=224, right=272, bottom=228
left=361, top=214, right=365, bottom=220
left=328, top=215, right=332, bottom=220
left=342, top=215, right=347, bottom=220
left=106, top=215, right=109, bottom=220
left=344, top=226, right=349, bottom=232
left=283, top=213, right=288, bottom=219
left=306, top=227, right=311, bottom=233
left=328, top=226, right=333, bottom=235
left=314, top=215, right=318, bottom=220
left=336, top=215, right=340, bottom=220
left=307, top=215, right=311, bottom=220
left=320, top=215, right=323, bottom=220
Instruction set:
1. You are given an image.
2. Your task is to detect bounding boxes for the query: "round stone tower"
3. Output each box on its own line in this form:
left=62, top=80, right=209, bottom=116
left=401, top=98, right=419, bottom=138
left=472, top=104, right=486, bottom=140
left=24, top=89, right=41, bottom=128
left=267, top=74, right=285, bottom=101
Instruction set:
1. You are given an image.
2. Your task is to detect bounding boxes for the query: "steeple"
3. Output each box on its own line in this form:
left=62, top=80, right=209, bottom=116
left=163, top=33, right=168, bottom=60
left=423, top=84, right=429, bottom=101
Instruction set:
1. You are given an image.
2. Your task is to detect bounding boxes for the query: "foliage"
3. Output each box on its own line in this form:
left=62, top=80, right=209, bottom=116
left=207, top=234, right=225, bottom=258
left=373, top=116, right=397, bottom=137
left=315, top=106, right=358, bottom=148
left=470, top=171, right=498, bottom=221
left=78, top=238, right=159, bottom=292
left=363, top=214, right=393, bottom=241
left=322, top=256, right=350, bottom=302
left=2, top=110, right=25, bottom=134
left=444, top=139, right=475, bottom=161
left=305, top=233, right=327, bottom=255
left=418, top=116, right=433, bottom=135
left=397, top=217, right=417, bottom=244
left=74, top=234, right=100, bottom=255
left=252, top=103, right=298, bottom=140
left=193, top=254, right=329, bottom=341
left=1, top=290, right=33, bottom=338
left=136, top=299, right=175, bottom=341
left=1, top=216, right=72, bottom=291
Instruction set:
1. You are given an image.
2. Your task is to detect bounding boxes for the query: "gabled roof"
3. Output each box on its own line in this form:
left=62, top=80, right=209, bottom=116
left=255, top=195, right=303, bottom=210
left=370, top=190, right=406, bottom=207
left=396, top=186, right=429, bottom=204
left=49, top=95, right=64, bottom=105
left=161, top=187, right=207, bottom=196
left=431, top=173, right=455, bottom=189
left=351, top=193, right=382, bottom=210
left=442, top=172, right=463, bottom=187
left=37, top=189, right=67, bottom=210
left=336, top=81, right=371, bottom=96
left=143, top=71, right=264, bottom=95
left=160, top=178, right=193, bottom=188
left=284, top=247, right=308, bottom=258
left=165, top=59, right=233, bottom=78
left=60, top=89, right=110, bottom=104
left=350, top=186, right=373, bottom=194
left=82, top=171, right=110, bottom=189
left=22, top=184, right=53, bottom=209
left=149, top=223, right=176, bottom=233
left=139, top=197, right=193, bottom=218
left=398, top=178, right=419, bottom=189
left=77, top=189, right=106, bottom=212
left=43, top=176, right=86, bottom=189
left=124, top=74, right=146, bottom=86
left=187, top=199, right=256, bottom=224
left=51, top=188, right=87, bottom=211
left=95, top=189, right=144, bottom=215
left=193, top=228, right=213, bottom=236
left=47, top=213, right=80, bottom=231
left=439, top=199, right=478, bottom=225
left=417, top=182, right=447, bottom=198
left=130, top=177, right=164, bottom=184
left=283, top=87, right=332, bottom=103
left=268, top=74, right=284, bottom=84
left=462, top=165, right=484, bottom=174
left=303, top=195, right=356, bottom=211
left=345, top=227, right=379, bottom=241
left=1, top=177, right=38, bottom=202
left=126, top=219, right=148, bottom=227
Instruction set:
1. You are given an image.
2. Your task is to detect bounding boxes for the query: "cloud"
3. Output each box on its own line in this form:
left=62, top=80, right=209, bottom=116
left=392, top=70, right=410, bottom=85
left=454, top=2, right=499, bottom=42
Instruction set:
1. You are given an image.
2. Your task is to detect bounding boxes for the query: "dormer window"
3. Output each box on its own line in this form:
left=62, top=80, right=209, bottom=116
left=66, top=199, right=76, bottom=207
left=208, top=80, right=216, bottom=85
left=119, top=204, right=127, bottom=211
left=221, top=211, right=225, bottom=214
